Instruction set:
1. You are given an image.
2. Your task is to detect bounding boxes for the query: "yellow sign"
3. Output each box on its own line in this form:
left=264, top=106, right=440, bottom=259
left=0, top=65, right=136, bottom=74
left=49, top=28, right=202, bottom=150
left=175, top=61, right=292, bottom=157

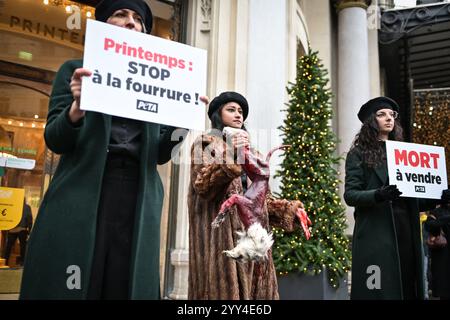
left=0, top=187, right=25, bottom=230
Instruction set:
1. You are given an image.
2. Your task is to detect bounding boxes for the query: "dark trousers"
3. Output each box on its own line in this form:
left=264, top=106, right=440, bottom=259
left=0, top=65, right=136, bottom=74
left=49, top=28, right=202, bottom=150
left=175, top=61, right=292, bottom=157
left=4, top=230, right=28, bottom=265
left=87, top=155, right=139, bottom=300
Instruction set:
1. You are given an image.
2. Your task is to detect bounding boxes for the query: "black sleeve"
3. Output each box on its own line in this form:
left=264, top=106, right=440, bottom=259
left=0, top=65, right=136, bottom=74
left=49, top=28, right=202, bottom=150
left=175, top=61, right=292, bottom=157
left=424, top=207, right=450, bottom=235
left=344, top=148, right=378, bottom=207
left=418, top=198, right=439, bottom=212
left=157, top=126, right=189, bottom=165
left=425, top=219, right=442, bottom=235
left=25, top=205, right=33, bottom=230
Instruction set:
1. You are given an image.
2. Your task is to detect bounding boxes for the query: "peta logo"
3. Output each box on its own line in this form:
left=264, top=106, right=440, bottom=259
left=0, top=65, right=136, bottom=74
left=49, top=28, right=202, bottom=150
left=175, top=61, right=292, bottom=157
left=415, top=185, right=426, bottom=193
left=137, top=100, right=158, bottom=113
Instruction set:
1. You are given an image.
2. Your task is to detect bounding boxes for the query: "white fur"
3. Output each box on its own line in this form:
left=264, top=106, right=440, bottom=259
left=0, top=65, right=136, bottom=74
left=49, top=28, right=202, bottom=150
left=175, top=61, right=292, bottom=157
left=223, top=222, right=274, bottom=263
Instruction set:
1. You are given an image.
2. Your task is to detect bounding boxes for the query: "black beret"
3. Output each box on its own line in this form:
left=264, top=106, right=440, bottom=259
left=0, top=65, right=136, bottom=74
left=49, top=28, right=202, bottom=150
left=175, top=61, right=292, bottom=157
left=208, top=91, right=249, bottom=120
left=357, top=96, right=399, bottom=122
left=96, top=0, right=153, bottom=34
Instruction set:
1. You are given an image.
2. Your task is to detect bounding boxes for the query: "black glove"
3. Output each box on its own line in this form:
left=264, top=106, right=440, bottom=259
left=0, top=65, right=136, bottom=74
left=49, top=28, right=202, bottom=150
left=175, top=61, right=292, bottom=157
left=441, top=189, right=450, bottom=202
left=374, top=185, right=402, bottom=202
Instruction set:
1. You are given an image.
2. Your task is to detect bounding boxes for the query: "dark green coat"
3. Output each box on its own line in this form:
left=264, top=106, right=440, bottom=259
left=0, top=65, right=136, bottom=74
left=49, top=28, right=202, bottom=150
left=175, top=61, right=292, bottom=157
left=344, top=146, right=435, bottom=300
left=20, top=59, right=184, bottom=299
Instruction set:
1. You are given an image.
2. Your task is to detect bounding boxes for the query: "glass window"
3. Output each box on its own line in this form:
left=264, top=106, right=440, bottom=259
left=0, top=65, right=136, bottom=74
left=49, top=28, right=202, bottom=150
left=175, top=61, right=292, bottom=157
left=0, top=83, right=48, bottom=269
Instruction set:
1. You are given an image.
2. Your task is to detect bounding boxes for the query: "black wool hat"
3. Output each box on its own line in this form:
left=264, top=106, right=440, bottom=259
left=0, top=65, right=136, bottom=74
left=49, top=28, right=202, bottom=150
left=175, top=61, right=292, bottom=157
left=357, top=96, right=400, bottom=123
left=208, top=91, right=249, bottom=120
left=95, top=0, right=153, bottom=34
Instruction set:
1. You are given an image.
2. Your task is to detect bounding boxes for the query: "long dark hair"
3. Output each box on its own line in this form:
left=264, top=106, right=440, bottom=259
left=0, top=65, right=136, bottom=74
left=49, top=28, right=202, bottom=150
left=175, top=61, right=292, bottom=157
left=350, top=113, right=403, bottom=168
left=210, top=107, right=247, bottom=132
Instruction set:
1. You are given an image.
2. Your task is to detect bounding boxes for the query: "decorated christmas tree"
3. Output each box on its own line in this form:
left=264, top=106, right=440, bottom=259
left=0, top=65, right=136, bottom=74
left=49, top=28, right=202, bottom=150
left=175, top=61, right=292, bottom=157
left=272, top=49, right=351, bottom=288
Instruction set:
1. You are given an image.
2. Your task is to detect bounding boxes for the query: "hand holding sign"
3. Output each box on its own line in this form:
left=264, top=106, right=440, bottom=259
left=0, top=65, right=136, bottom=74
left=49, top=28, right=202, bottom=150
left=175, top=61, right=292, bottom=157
left=81, top=19, right=207, bottom=130
left=199, top=95, right=209, bottom=107
left=375, top=185, right=403, bottom=202
left=386, top=141, right=448, bottom=199
left=69, top=68, right=92, bottom=123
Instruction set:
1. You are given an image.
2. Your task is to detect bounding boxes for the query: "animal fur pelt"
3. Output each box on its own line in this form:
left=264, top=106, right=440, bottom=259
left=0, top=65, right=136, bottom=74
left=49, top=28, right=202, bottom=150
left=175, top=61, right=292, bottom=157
left=223, top=222, right=274, bottom=262
left=212, top=128, right=311, bottom=263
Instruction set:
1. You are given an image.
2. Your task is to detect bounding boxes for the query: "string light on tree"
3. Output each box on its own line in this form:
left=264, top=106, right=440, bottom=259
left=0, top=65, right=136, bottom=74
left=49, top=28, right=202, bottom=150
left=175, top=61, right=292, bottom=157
left=272, top=49, right=351, bottom=289
left=413, top=91, right=450, bottom=185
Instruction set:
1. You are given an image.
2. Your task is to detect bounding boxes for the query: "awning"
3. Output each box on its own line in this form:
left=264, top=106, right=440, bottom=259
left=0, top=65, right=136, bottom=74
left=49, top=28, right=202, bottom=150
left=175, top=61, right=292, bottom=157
left=379, top=2, right=450, bottom=139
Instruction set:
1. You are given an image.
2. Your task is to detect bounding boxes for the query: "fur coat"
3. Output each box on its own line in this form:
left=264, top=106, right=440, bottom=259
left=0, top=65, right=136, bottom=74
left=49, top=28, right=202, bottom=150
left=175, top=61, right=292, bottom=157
left=187, top=133, right=302, bottom=300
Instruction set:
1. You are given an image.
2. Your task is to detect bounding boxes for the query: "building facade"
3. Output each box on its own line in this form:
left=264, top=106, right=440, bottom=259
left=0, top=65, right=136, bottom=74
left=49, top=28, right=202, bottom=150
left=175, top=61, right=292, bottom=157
left=0, top=0, right=389, bottom=298
left=164, top=0, right=385, bottom=299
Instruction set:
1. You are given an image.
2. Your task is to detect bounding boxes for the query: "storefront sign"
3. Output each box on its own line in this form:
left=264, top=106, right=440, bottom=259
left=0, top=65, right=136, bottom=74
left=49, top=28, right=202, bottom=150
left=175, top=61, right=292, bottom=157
left=81, top=19, right=207, bottom=130
left=386, top=141, right=448, bottom=199
left=0, top=187, right=25, bottom=231
left=0, top=157, right=36, bottom=170
left=8, top=16, right=84, bottom=46
left=0, top=0, right=87, bottom=49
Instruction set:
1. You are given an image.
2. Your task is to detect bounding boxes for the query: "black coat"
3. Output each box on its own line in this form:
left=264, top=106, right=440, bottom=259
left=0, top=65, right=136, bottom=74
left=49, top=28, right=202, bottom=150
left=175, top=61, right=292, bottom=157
left=344, top=146, right=436, bottom=300
left=424, top=206, right=450, bottom=298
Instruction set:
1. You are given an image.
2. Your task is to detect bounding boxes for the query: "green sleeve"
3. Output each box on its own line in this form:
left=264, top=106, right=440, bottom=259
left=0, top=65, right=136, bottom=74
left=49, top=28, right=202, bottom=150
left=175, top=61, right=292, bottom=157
left=44, top=60, right=85, bottom=154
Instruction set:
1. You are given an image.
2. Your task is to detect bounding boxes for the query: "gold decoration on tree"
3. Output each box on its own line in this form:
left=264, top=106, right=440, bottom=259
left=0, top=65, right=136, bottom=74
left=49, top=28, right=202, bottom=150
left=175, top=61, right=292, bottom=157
left=413, top=90, right=450, bottom=185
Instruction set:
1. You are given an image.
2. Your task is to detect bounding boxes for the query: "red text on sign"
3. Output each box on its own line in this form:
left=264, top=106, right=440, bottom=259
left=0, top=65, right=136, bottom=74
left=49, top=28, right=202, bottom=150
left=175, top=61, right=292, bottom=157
left=103, top=38, right=191, bottom=71
left=394, top=149, right=440, bottom=169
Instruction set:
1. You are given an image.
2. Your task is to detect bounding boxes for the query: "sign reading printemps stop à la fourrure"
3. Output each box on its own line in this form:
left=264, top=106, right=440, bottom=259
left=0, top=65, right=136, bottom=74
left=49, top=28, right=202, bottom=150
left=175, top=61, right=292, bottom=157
left=81, top=19, right=207, bottom=130
left=386, top=141, right=448, bottom=199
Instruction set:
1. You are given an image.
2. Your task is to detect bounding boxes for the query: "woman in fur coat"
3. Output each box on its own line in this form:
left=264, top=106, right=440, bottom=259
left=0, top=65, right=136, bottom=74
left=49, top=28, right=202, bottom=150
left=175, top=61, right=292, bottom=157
left=187, top=91, right=306, bottom=300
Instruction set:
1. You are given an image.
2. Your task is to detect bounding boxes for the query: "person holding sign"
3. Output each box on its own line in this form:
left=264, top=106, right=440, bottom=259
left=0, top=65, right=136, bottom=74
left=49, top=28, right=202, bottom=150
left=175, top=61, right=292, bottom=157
left=187, top=92, right=307, bottom=299
left=20, top=0, right=197, bottom=300
left=344, top=96, right=450, bottom=300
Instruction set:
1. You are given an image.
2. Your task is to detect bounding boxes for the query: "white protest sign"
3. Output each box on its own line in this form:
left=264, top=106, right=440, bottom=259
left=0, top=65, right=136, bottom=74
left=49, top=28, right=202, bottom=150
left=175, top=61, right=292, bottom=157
left=80, top=19, right=207, bottom=130
left=386, top=141, right=448, bottom=199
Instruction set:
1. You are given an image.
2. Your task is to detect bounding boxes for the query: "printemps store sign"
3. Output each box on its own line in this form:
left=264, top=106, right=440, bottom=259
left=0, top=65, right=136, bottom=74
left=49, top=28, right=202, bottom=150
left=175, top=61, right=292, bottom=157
left=0, top=0, right=91, bottom=49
